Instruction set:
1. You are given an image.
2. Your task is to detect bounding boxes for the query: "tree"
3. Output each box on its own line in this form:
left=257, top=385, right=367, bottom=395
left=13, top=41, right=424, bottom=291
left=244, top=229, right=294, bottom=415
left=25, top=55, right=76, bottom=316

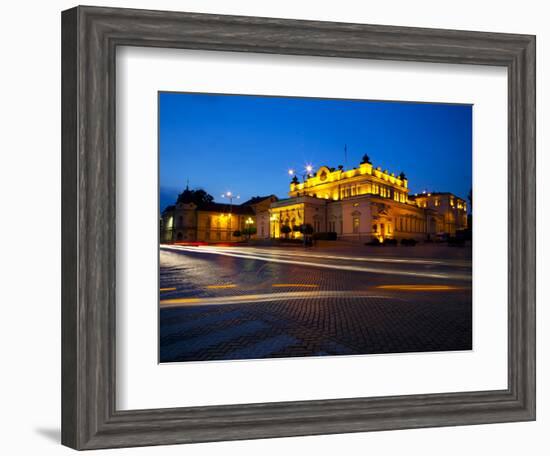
left=280, top=225, right=292, bottom=239
left=360, top=154, right=372, bottom=165
left=176, top=188, right=214, bottom=207
left=232, top=230, right=242, bottom=238
left=242, top=226, right=257, bottom=240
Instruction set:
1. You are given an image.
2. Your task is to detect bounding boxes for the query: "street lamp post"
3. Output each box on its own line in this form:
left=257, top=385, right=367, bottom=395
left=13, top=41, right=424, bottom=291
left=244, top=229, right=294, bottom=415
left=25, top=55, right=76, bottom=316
left=288, top=164, right=314, bottom=193
left=245, top=217, right=254, bottom=241
left=289, top=164, right=314, bottom=177
left=221, top=191, right=239, bottom=240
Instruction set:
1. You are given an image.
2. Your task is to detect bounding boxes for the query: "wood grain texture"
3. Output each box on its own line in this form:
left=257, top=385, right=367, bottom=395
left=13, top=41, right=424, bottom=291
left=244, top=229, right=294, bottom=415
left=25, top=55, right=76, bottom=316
left=61, top=6, right=536, bottom=450
left=61, top=6, right=78, bottom=449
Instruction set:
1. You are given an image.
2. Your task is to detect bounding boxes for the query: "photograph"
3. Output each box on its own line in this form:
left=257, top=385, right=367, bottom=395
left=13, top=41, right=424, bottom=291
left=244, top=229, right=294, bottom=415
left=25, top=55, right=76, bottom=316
left=158, top=92, right=473, bottom=363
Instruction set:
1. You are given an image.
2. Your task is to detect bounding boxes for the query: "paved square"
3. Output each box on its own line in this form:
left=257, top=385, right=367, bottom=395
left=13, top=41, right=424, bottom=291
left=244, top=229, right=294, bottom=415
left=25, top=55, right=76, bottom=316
left=159, top=244, right=472, bottom=362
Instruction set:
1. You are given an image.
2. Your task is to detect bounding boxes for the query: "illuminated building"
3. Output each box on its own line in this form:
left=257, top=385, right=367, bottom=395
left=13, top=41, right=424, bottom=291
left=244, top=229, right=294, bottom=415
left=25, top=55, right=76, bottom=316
left=160, top=159, right=468, bottom=243
left=161, top=195, right=277, bottom=242
left=269, top=159, right=468, bottom=242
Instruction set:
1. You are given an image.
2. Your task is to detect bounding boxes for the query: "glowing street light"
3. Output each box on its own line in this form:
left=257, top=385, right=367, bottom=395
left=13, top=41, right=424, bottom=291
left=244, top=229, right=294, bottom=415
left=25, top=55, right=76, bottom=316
left=288, top=164, right=315, bottom=183
left=221, top=191, right=239, bottom=200
left=244, top=216, right=255, bottom=241
left=221, top=191, right=240, bottom=239
left=221, top=191, right=239, bottom=203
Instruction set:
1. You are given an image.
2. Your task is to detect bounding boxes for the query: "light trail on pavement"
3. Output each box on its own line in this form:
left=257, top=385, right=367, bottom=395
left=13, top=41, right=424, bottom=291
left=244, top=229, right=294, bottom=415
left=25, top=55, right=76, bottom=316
left=171, top=245, right=469, bottom=267
left=161, top=244, right=471, bottom=281
left=160, top=290, right=407, bottom=307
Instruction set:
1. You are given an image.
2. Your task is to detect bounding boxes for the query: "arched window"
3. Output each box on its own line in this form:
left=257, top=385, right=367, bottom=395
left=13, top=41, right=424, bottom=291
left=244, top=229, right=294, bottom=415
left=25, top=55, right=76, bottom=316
left=353, top=217, right=360, bottom=234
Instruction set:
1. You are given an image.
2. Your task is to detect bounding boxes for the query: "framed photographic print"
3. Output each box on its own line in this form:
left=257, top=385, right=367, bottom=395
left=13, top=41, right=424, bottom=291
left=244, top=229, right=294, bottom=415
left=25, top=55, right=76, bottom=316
left=61, top=6, right=536, bottom=450
left=157, top=93, right=474, bottom=363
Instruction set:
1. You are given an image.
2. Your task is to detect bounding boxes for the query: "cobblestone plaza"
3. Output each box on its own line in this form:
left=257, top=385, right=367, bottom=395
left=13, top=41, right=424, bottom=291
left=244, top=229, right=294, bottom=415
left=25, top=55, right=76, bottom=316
left=159, top=244, right=472, bottom=363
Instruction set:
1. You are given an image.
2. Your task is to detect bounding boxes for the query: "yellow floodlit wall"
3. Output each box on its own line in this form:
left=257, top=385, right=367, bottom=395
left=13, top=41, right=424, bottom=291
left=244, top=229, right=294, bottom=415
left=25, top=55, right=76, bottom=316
left=289, top=162, right=409, bottom=203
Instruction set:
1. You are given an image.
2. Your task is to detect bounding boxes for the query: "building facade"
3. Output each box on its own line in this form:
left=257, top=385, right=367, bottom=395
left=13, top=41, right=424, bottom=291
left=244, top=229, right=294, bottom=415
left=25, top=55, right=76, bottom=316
left=269, top=160, right=468, bottom=242
left=161, top=194, right=277, bottom=243
left=160, top=160, right=468, bottom=244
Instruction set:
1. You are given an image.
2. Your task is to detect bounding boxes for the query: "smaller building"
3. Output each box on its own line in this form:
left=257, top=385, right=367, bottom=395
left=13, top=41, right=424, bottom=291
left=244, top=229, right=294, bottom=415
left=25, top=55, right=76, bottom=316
left=409, top=192, right=469, bottom=237
left=160, top=191, right=277, bottom=243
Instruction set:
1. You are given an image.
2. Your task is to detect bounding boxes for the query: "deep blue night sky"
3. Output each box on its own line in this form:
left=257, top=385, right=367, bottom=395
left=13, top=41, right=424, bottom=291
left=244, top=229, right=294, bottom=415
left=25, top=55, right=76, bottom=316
left=159, top=92, right=472, bottom=212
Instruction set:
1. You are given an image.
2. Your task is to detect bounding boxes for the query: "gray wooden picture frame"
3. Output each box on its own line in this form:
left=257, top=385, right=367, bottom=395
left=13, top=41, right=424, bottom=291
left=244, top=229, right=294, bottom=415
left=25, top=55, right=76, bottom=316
left=61, top=5, right=536, bottom=450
